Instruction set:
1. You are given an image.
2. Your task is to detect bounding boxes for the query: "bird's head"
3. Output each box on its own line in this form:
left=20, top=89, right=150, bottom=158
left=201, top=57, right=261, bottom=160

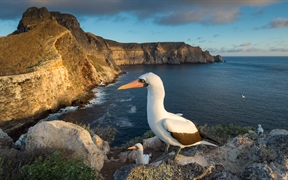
left=118, top=72, right=163, bottom=90
left=128, top=143, right=144, bottom=151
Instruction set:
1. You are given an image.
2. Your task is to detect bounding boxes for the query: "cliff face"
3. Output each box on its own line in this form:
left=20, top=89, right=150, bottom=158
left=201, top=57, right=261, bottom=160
left=105, top=40, right=221, bottom=65
left=0, top=7, right=221, bottom=137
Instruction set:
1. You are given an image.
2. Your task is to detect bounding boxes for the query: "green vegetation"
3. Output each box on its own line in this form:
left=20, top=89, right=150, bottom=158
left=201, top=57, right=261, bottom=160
left=198, top=123, right=256, bottom=144
left=0, top=149, right=101, bottom=180
left=75, top=122, right=118, bottom=143
left=92, top=125, right=118, bottom=143
left=20, top=151, right=101, bottom=180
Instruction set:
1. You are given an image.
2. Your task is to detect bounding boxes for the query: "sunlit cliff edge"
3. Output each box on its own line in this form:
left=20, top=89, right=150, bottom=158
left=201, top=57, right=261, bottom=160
left=0, top=7, right=222, bottom=138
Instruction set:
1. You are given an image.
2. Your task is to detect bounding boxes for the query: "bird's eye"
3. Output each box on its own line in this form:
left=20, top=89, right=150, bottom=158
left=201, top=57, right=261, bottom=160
left=138, top=79, right=146, bottom=83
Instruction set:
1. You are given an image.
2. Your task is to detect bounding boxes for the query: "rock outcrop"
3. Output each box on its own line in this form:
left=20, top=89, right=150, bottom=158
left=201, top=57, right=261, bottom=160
left=25, top=120, right=107, bottom=171
left=114, top=129, right=288, bottom=180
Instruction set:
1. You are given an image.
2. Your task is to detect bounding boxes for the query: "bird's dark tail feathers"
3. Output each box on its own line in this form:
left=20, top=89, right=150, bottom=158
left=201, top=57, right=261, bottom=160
left=199, top=131, right=222, bottom=146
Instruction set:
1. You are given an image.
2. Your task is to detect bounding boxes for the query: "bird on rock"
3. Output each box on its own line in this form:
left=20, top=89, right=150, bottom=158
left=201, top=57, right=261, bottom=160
left=118, top=72, right=220, bottom=160
left=128, top=143, right=152, bottom=165
left=257, top=124, right=264, bottom=136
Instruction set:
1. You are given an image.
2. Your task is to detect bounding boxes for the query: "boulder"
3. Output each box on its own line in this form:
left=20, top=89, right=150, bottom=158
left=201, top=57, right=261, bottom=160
left=114, top=129, right=288, bottom=179
left=0, top=128, right=14, bottom=149
left=143, top=136, right=163, bottom=151
left=25, top=120, right=105, bottom=171
left=92, top=134, right=110, bottom=160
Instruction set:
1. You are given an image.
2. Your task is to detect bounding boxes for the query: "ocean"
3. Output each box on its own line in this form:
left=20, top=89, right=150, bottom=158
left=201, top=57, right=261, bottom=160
left=44, top=56, right=288, bottom=146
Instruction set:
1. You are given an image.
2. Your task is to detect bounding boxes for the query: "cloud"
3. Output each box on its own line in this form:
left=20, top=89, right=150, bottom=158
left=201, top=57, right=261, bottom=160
left=260, top=18, right=288, bottom=29
left=269, top=47, right=288, bottom=52
left=0, top=0, right=279, bottom=26
left=240, top=42, right=251, bottom=47
left=268, top=18, right=288, bottom=28
left=207, top=45, right=288, bottom=54
left=213, top=34, right=219, bottom=38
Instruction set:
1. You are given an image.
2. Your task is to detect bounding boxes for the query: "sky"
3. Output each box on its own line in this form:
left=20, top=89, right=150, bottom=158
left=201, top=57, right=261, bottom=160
left=0, top=0, right=288, bottom=56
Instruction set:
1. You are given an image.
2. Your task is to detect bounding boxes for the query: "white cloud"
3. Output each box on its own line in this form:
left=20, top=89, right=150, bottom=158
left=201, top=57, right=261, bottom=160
left=240, top=42, right=252, bottom=47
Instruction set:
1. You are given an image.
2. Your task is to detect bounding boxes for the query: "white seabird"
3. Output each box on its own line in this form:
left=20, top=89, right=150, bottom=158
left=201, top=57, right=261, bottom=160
left=118, top=72, right=219, bottom=159
left=128, top=143, right=152, bottom=165
left=257, top=124, right=264, bottom=136
left=241, top=94, right=246, bottom=99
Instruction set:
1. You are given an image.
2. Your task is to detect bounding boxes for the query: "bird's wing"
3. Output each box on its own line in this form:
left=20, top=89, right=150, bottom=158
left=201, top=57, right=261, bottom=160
left=143, top=154, right=150, bottom=164
left=162, top=118, right=201, bottom=145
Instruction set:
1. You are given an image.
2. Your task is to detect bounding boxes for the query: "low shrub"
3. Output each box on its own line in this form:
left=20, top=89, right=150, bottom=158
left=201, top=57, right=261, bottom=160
left=92, top=125, right=118, bottom=143
left=0, top=149, right=101, bottom=180
left=198, top=123, right=256, bottom=144
left=18, top=151, right=101, bottom=180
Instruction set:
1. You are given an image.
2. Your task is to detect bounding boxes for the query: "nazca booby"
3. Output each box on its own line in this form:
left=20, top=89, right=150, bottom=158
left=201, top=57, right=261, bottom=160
left=118, top=72, right=219, bottom=159
left=257, top=124, right=264, bottom=135
left=128, top=143, right=152, bottom=165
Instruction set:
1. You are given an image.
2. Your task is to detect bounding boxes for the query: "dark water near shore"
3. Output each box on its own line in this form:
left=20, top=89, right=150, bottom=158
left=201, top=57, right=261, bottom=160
left=45, top=56, right=288, bottom=146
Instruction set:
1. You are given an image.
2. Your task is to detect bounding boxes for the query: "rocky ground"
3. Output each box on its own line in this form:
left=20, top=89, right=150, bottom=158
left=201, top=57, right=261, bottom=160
left=1, top=121, right=287, bottom=180
left=100, top=147, right=163, bottom=180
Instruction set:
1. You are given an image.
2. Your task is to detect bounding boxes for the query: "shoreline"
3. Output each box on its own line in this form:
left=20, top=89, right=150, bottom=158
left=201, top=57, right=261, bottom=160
left=1, top=71, right=126, bottom=142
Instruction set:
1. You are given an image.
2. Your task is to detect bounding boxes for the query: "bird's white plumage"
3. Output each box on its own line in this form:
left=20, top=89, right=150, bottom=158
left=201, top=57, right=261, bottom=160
left=128, top=143, right=151, bottom=165
left=258, top=124, right=264, bottom=135
left=163, top=117, right=198, bottom=134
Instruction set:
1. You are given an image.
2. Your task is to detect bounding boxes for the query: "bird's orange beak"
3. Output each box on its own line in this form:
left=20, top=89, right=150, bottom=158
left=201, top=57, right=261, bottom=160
left=128, top=146, right=137, bottom=150
left=118, top=80, right=144, bottom=90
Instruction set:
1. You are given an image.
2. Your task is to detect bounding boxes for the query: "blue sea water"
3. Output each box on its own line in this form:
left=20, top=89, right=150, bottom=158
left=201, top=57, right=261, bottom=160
left=50, top=56, right=288, bottom=146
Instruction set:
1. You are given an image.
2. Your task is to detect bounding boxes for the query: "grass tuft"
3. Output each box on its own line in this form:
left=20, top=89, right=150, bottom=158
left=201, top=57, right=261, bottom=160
left=198, top=123, right=256, bottom=144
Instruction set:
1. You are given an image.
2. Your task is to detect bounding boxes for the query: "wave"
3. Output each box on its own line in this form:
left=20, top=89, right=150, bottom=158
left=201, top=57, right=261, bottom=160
left=117, top=97, right=132, bottom=102
left=86, top=87, right=106, bottom=107
left=41, top=106, right=79, bottom=121
left=115, top=117, right=133, bottom=127
left=128, top=105, right=137, bottom=113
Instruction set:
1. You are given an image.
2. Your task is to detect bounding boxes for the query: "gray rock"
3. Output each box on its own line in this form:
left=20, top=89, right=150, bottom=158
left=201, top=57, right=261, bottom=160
left=114, top=129, right=288, bottom=180
left=242, top=163, right=277, bottom=180
left=0, top=128, right=14, bottom=149
left=25, top=120, right=105, bottom=171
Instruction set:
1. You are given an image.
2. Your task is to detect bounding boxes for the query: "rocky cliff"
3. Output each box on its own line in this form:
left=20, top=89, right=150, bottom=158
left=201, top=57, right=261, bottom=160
left=0, top=7, right=221, bottom=139
left=105, top=40, right=222, bottom=65
left=0, top=7, right=121, bottom=137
